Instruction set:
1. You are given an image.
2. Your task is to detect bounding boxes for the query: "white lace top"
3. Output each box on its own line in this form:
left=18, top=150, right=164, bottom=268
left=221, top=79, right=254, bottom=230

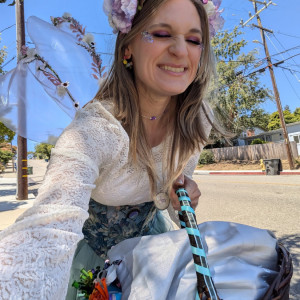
left=0, top=100, right=209, bottom=300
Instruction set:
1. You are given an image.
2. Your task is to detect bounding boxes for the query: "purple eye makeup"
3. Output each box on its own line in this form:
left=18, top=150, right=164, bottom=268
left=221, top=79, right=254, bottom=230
left=141, top=30, right=204, bottom=49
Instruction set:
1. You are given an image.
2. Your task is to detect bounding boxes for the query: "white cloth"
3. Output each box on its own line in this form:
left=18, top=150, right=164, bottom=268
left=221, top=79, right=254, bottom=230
left=108, top=221, right=279, bottom=300
left=0, top=100, right=208, bottom=300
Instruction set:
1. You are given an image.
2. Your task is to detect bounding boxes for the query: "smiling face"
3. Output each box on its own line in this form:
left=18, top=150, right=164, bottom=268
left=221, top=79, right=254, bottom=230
left=126, top=0, right=203, bottom=99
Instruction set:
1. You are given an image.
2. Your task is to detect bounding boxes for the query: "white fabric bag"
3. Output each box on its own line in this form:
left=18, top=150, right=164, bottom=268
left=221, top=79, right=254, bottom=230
left=108, top=221, right=279, bottom=300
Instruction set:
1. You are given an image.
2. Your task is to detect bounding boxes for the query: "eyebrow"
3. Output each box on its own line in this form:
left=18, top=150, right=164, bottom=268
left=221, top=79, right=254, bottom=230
left=148, top=23, right=202, bottom=35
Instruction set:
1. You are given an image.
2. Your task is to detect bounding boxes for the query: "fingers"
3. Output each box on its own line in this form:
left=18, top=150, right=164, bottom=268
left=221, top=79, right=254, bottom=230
left=169, top=175, right=201, bottom=211
left=175, top=174, right=184, bottom=186
left=169, top=174, right=185, bottom=210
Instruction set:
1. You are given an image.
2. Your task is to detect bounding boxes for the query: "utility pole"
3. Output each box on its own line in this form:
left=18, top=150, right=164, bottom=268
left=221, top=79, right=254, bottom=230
left=15, top=0, right=28, bottom=199
left=246, top=1, right=295, bottom=169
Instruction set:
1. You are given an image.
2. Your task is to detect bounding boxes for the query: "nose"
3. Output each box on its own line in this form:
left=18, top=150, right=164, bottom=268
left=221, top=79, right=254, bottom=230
left=168, top=36, right=188, bottom=57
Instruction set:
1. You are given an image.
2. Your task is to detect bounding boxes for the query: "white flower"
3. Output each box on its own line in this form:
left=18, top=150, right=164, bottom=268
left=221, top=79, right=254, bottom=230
left=82, top=33, right=95, bottom=45
left=63, top=12, right=72, bottom=19
left=36, top=62, right=47, bottom=72
left=61, top=81, right=70, bottom=88
left=98, top=78, right=105, bottom=87
left=23, top=48, right=37, bottom=63
left=56, top=82, right=69, bottom=97
left=204, top=1, right=216, bottom=17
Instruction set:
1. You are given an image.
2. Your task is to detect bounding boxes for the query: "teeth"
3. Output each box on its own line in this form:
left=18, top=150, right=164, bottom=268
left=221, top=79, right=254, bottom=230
left=160, top=65, right=184, bottom=72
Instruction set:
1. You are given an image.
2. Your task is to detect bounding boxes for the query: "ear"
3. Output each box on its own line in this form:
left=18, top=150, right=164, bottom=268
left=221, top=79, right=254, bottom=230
left=124, top=45, right=132, bottom=59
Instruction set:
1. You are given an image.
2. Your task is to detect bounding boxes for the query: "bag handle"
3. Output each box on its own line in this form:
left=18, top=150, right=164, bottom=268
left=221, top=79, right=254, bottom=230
left=176, top=188, right=221, bottom=300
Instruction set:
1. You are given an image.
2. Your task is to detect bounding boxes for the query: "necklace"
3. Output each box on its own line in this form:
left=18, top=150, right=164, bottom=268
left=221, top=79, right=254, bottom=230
left=141, top=112, right=165, bottom=121
left=140, top=108, right=167, bottom=121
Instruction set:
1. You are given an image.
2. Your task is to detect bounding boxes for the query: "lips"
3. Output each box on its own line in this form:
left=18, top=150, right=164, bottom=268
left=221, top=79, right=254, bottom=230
left=159, top=64, right=186, bottom=73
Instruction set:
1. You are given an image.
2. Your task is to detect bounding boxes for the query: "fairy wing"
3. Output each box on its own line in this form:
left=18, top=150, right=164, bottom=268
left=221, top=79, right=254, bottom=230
left=0, top=15, right=102, bottom=144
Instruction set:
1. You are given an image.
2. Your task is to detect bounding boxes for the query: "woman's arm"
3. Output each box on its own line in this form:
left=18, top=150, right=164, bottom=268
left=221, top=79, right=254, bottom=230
left=0, top=102, right=127, bottom=300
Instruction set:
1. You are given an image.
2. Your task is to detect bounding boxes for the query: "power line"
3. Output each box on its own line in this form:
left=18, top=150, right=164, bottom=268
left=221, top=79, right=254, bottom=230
left=0, top=24, right=15, bottom=34
left=279, top=68, right=300, bottom=101
left=265, top=33, right=300, bottom=83
left=90, top=31, right=113, bottom=36
left=2, top=55, right=16, bottom=68
left=272, top=33, right=300, bottom=69
left=276, top=31, right=300, bottom=40
left=278, top=65, right=300, bottom=74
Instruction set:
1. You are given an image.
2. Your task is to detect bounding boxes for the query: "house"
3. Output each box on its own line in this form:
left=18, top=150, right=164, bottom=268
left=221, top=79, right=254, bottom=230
left=240, top=121, right=300, bottom=155
left=235, top=127, right=266, bottom=146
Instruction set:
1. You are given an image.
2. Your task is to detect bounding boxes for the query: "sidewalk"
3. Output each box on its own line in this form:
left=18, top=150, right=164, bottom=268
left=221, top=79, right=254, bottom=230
left=194, top=169, right=300, bottom=175
left=0, top=177, right=35, bottom=230
left=0, top=159, right=48, bottom=231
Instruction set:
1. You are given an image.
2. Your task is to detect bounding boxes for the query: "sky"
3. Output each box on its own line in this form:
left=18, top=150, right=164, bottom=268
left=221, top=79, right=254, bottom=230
left=0, top=0, right=300, bottom=151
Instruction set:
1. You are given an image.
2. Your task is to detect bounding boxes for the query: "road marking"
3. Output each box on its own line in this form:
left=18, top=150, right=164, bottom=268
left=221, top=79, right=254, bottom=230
left=194, top=179, right=300, bottom=187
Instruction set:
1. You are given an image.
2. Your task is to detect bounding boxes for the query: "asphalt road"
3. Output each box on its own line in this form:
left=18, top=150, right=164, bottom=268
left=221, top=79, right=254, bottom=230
left=194, top=174, right=300, bottom=299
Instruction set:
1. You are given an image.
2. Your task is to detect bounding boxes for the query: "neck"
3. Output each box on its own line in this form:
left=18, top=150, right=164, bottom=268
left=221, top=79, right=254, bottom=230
left=141, top=98, right=176, bottom=148
left=139, top=96, right=171, bottom=120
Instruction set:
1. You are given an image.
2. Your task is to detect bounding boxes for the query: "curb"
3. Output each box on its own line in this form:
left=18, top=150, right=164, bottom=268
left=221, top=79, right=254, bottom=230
left=194, top=170, right=300, bottom=176
left=209, top=171, right=265, bottom=175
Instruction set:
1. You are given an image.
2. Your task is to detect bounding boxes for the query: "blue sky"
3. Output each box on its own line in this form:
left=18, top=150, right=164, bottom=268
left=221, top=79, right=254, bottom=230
left=1, top=0, right=300, bottom=151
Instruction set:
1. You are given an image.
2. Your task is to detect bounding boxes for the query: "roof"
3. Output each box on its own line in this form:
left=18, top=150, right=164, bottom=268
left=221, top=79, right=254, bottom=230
left=241, top=121, right=300, bottom=140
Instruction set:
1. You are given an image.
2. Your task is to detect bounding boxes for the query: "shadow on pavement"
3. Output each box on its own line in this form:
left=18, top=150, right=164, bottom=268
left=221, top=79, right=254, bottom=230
left=278, top=233, right=300, bottom=299
left=0, top=200, right=28, bottom=212
left=0, top=183, right=16, bottom=187
left=0, top=189, right=16, bottom=197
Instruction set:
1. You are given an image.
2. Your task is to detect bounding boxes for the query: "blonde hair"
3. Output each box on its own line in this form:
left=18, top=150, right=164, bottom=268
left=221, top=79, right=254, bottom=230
left=96, top=0, right=215, bottom=198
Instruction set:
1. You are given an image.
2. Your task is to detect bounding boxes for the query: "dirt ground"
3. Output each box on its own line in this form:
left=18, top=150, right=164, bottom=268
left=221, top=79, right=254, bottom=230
left=197, top=159, right=300, bottom=170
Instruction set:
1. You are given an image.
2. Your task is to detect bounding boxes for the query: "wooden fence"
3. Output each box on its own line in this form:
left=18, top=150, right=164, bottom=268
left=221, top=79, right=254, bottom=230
left=211, top=141, right=299, bottom=161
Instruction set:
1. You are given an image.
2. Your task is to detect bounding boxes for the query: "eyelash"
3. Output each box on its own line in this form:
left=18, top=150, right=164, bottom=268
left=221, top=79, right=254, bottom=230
left=152, top=33, right=203, bottom=47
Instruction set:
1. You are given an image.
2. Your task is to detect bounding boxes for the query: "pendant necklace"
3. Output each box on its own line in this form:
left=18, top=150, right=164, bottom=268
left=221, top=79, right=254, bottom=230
left=140, top=110, right=166, bottom=121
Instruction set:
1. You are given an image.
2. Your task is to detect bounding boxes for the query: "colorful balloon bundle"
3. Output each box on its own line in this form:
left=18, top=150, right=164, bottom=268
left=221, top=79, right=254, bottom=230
left=72, top=260, right=122, bottom=300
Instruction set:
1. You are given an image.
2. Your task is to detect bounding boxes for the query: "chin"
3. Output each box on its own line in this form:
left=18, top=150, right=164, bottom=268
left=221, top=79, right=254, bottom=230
left=161, top=80, right=192, bottom=95
left=161, top=86, right=189, bottom=96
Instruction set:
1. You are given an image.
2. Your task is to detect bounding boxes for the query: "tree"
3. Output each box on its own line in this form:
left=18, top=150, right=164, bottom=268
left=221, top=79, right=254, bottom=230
left=0, top=122, right=15, bottom=143
left=0, top=37, right=15, bottom=143
left=210, top=27, right=272, bottom=137
left=293, top=107, right=300, bottom=121
left=250, top=138, right=266, bottom=145
left=0, top=34, right=7, bottom=74
left=0, top=0, right=19, bottom=6
left=267, top=108, right=299, bottom=131
left=34, top=143, right=54, bottom=160
left=0, top=149, right=13, bottom=165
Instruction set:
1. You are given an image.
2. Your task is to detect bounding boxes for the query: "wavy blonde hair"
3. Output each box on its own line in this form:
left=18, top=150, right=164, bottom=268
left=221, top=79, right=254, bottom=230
left=96, top=0, right=215, bottom=198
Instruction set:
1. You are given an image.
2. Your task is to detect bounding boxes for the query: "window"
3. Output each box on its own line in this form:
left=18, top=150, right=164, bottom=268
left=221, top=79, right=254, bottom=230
left=294, top=135, right=299, bottom=143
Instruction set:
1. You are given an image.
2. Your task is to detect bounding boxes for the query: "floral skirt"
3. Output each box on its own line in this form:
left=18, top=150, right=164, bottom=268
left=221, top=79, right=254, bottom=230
left=65, top=199, right=174, bottom=300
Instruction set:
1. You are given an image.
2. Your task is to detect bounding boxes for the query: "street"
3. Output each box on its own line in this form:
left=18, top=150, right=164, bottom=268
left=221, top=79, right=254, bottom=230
left=194, top=174, right=300, bottom=299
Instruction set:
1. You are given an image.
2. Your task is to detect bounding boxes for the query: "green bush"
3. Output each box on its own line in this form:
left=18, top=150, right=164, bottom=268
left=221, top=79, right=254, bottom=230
left=250, top=138, right=266, bottom=145
left=0, top=150, right=13, bottom=165
left=199, top=150, right=215, bottom=165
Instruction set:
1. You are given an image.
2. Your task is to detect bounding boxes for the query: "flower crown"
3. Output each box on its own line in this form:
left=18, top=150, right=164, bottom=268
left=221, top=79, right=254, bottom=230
left=103, top=0, right=224, bottom=36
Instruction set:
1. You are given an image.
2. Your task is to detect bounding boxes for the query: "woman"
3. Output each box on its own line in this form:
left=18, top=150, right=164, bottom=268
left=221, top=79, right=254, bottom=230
left=0, top=0, right=220, bottom=299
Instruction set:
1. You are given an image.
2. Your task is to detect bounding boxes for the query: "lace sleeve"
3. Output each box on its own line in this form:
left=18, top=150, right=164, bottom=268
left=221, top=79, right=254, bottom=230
left=0, top=102, right=128, bottom=300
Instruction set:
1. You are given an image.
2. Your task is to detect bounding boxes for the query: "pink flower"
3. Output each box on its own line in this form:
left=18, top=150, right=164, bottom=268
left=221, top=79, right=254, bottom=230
left=203, top=0, right=225, bottom=37
left=103, top=0, right=138, bottom=33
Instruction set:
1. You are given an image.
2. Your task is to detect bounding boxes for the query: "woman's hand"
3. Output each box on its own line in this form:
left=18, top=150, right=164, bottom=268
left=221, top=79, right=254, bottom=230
left=169, top=174, right=201, bottom=211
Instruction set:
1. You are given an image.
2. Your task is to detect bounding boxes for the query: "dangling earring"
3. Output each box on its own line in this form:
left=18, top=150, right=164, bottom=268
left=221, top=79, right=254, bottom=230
left=123, top=55, right=133, bottom=69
